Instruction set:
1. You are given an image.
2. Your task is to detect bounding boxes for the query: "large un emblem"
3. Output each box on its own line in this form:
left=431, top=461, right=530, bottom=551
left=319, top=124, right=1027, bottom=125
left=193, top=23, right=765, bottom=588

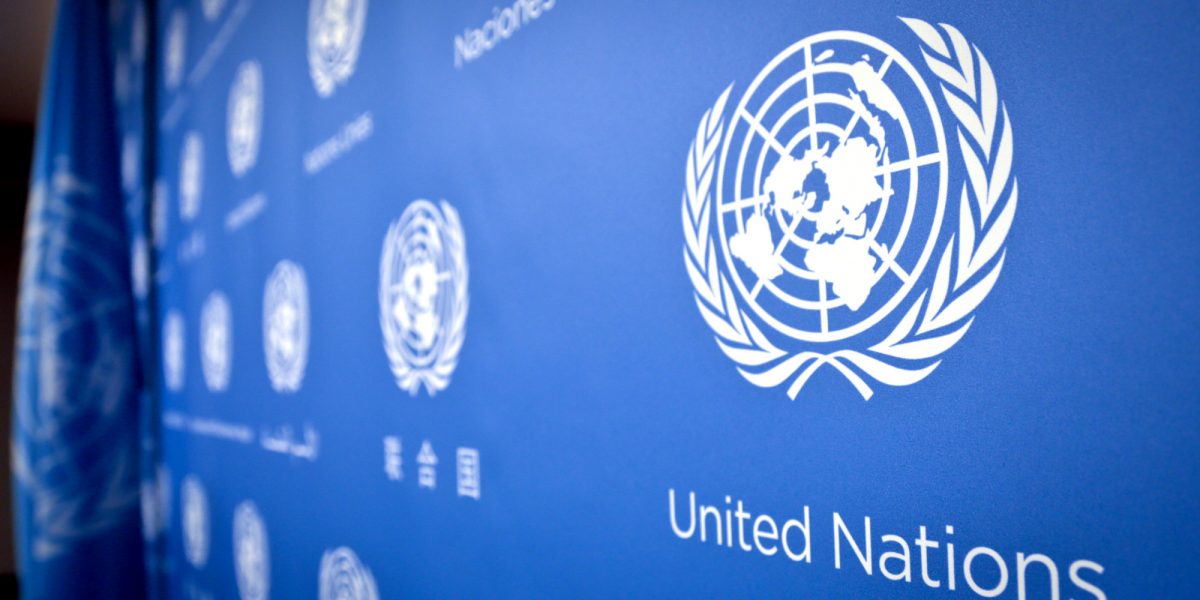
left=308, top=0, right=367, bottom=97
left=200, top=291, right=232, bottom=392
left=682, top=19, right=1018, bottom=399
left=319, top=546, right=380, bottom=600
left=227, top=61, right=263, bottom=177
left=263, top=260, right=310, bottom=393
left=233, top=500, right=270, bottom=600
left=379, top=200, right=468, bottom=396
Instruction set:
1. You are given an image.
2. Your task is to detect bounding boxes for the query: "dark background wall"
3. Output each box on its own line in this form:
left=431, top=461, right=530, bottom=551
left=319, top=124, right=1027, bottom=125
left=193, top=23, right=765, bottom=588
left=1, top=0, right=59, bottom=580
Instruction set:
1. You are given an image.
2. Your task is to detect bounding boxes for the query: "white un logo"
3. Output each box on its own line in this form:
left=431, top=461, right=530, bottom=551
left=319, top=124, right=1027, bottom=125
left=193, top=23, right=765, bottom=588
left=227, top=61, right=263, bottom=177
left=263, top=260, right=309, bottom=393
left=163, top=310, right=186, bottom=392
left=164, top=9, right=187, bottom=91
left=200, top=291, right=232, bottom=392
left=683, top=20, right=1019, bottom=400
left=180, top=132, right=203, bottom=222
left=308, top=0, right=367, bottom=97
left=379, top=200, right=468, bottom=396
left=180, top=475, right=209, bottom=568
left=233, top=501, right=270, bottom=600
left=319, top=546, right=380, bottom=600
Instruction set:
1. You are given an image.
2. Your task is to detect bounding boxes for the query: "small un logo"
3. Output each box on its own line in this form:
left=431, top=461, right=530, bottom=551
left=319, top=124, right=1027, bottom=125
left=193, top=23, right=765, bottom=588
left=164, top=9, right=187, bottom=90
left=180, top=132, right=203, bottom=222
left=180, top=475, right=209, bottom=568
left=263, top=260, right=310, bottom=393
left=308, top=0, right=367, bottom=97
left=200, top=291, right=232, bottom=392
left=319, top=547, right=379, bottom=600
left=233, top=501, right=270, bottom=600
left=683, top=19, right=1018, bottom=399
left=379, top=200, right=468, bottom=395
left=227, top=61, right=263, bottom=177
left=163, top=310, right=186, bottom=392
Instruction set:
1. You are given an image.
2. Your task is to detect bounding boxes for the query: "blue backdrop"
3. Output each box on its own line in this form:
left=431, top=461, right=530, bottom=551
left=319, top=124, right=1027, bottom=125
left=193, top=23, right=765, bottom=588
left=15, top=1, right=1200, bottom=598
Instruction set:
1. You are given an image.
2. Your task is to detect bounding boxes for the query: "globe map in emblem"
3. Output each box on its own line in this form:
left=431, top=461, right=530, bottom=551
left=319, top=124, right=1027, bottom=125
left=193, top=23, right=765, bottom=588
left=379, top=200, right=468, bottom=395
left=716, top=32, right=947, bottom=342
left=181, top=475, right=209, bottom=568
left=227, top=61, right=263, bottom=177
left=308, top=0, right=367, bottom=97
left=319, top=546, right=380, bottom=600
left=233, top=500, right=270, bottom=600
left=201, top=291, right=232, bottom=392
left=263, top=260, right=310, bottom=393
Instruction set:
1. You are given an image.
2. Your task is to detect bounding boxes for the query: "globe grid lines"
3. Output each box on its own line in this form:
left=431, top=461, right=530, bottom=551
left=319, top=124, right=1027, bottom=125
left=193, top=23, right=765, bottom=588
left=715, top=30, right=948, bottom=343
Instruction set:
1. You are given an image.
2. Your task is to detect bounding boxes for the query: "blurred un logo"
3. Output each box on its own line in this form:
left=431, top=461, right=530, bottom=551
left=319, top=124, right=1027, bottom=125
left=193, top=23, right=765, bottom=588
left=380, top=200, right=468, bottom=395
left=234, top=501, right=270, bottom=600
left=682, top=19, right=1018, bottom=400
left=180, top=132, right=203, bottom=222
left=202, top=0, right=226, bottom=22
left=319, top=546, right=380, bottom=600
left=181, top=475, right=209, bottom=568
left=263, top=260, right=310, bottom=393
left=164, top=9, right=187, bottom=90
left=14, top=174, right=140, bottom=559
left=121, top=134, right=138, bottom=193
left=201, top=291, right=232, bottom=392
left=228, top=61, right=263, bottom=177
left=308, top=0, right=367, bottom=97
left=163, top=309, right=186, bottom=392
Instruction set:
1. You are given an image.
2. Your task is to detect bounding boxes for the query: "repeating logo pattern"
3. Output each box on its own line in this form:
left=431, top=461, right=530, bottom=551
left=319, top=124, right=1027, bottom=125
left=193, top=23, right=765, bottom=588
left=201, top=291, right=233, bottom=392
left=682, top=19, right=1017, bottom=399
left=164, top=9, right=187, bottom=90
left=379, top=200, right=468, bottom=395
left=233, top=501, right=270, bottom=600
left=228, top=61, right=263, bottom=177
left=318, top=546, right=380, bottom=600
left=308, top=0, right=368, bottom=97
left=181, top=475, right=210, bottom=568
left=163, top=309, right=186, bottom=392
left=180, top=132, right=204, bottom=222
left=263, top=260, right=310, bottom=393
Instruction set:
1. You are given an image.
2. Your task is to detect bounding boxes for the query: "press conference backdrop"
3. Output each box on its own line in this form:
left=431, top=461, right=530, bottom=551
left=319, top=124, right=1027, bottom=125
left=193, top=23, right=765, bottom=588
left=16, top=0, right=1200, bottom=598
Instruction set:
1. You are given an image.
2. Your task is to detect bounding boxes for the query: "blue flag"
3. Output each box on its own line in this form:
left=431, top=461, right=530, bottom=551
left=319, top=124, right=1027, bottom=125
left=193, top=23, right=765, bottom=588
left=12, top=0, right=149, bottom=597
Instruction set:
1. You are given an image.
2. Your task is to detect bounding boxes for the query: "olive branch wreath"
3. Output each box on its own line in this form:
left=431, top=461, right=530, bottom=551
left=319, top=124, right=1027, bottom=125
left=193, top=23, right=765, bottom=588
left=382, top=201, right=469, bottom=395
left=682, top=18, right=1017, bottom=400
